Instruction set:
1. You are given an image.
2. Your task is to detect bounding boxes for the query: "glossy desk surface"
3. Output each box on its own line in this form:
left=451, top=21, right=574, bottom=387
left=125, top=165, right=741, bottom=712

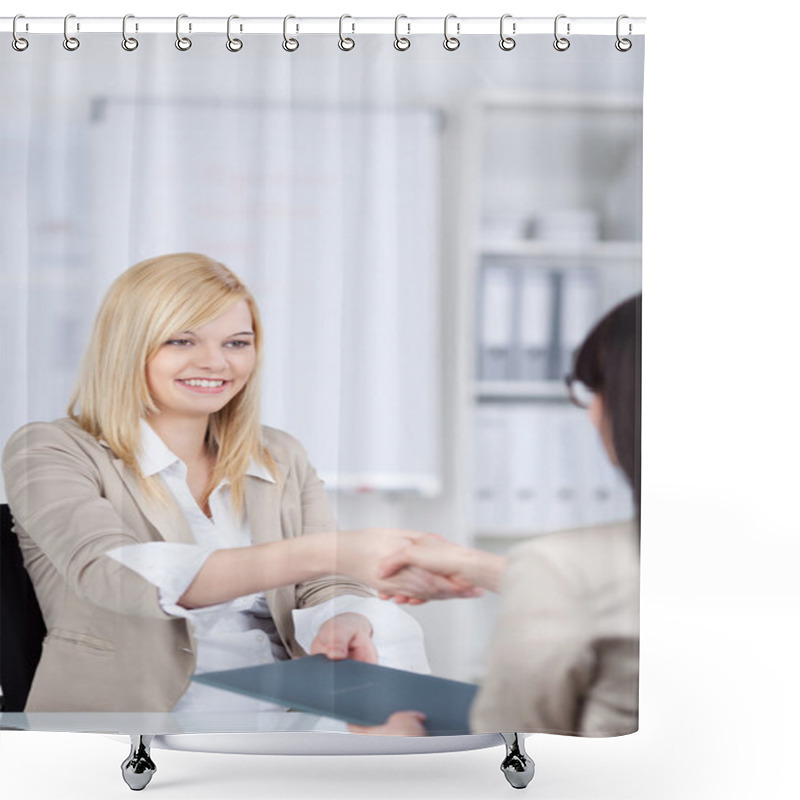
left=0, top=712, right=503, bottom=755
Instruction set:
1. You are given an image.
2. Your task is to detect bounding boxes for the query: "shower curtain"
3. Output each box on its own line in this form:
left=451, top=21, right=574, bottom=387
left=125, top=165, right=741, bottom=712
left=0, top=18, right=644, bottom=739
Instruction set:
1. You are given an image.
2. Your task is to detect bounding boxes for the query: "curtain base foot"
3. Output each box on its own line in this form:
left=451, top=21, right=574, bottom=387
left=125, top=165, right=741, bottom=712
left=121, top=735, right=157, bottom=791
left=500, top=733, right=535, bottom=789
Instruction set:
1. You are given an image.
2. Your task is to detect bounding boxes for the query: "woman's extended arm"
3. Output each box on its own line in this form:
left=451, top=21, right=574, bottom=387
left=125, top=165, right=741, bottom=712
left=178, top=528, right=480, bottom=609
left=177, top=531, right=336, bottom=608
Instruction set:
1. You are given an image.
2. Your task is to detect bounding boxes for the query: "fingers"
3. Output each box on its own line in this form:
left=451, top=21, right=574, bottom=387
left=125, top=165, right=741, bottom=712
left=348, top=631, right=378, bottom=664
left=311, top=613, right=375, bottom=661
left=309, top=613, right=378, bottom=664
left=377, top=533, right=451, bottom=579
left=378, top=565, right=484, bottom=602
left=309, top=635, right=348, bottom=660
left=428, top=572, right=471, bottom=593
left=379, top=539, right=464, bottom=581
left=378, top=550, right=409, bottom=580
left=348, top=711, right=427, bottom=736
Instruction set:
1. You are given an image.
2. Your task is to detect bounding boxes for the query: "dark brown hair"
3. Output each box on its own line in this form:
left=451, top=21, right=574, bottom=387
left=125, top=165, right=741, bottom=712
left=571, top=293, right=641, bottom=515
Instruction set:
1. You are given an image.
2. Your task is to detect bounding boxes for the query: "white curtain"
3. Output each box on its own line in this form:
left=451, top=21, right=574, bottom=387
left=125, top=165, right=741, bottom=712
left=1, top=37, right=441, bottom=493
left=1, top=32, right=643, bottom=682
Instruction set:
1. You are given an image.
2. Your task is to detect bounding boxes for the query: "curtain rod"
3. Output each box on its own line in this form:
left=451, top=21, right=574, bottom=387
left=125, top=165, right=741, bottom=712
left=0, top=16, right=645, bottom=37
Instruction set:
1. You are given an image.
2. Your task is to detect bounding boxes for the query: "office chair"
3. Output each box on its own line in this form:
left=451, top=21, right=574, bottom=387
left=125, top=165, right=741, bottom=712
left=0, top=503, right=47, bottom=712
left=0, top=502, right=160, bottom=789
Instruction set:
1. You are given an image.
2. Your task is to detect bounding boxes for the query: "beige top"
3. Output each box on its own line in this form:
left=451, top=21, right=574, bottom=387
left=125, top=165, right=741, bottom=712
left=470, top=521, right=639, bottom=737
left=2, top=418, right=372, bottom=713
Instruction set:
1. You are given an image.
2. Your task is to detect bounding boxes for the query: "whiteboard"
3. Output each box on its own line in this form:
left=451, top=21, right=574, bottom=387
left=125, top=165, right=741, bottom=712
left=88, top=99, right=442, bottom=494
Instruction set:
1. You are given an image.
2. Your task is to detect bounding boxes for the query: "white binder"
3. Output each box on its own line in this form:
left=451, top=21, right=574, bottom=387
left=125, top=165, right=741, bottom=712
left=507, top=405, right=546, bottom=531
left=544, top=406, right=582, bottom=532
left=472, top=405, right=512, bottom=532
left=518, top=270, right=555, bottom=382
left=559, top=270, right=599, bottom=377
left=478, top=263, right=515, bottom=381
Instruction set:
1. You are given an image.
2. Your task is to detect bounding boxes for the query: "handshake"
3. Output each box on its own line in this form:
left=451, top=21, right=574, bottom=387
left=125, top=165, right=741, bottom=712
left=333, top=528, right=508, bottom=603
left=311, top=529, right=509, bottom=737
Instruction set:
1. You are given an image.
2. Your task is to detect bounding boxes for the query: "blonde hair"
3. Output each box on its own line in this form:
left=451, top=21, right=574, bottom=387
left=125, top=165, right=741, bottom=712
left=68, top=253, right=277, bottom=510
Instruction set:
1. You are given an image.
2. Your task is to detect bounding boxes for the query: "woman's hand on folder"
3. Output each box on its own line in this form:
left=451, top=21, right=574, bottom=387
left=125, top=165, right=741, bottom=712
left=336, top=529, right=482, bottom=602
left=378, top=539, right=509, bottom=595
left=348, top=711, right=428, bottom=737
left=310, top=612, right=378, bottom=664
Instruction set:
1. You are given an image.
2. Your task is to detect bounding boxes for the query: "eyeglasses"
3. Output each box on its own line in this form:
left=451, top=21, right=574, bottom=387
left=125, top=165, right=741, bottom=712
left=564, top=374, right=595, bottom=409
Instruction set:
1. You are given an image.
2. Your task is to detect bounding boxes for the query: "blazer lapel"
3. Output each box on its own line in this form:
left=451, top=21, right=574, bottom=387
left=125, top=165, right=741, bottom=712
left=244, top=459, right=286, bottom=626
left=110, top=458, right=196, bottom=545
left=244, top=474, right=283, bottom=546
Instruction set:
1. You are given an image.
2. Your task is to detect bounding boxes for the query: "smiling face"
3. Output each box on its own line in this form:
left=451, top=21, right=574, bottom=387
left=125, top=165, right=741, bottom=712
left=145, top=299, right=257, bottom=424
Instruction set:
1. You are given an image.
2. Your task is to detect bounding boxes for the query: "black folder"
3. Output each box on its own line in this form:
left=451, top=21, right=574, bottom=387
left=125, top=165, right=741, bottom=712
left=193, top=655, right=479, bottom=735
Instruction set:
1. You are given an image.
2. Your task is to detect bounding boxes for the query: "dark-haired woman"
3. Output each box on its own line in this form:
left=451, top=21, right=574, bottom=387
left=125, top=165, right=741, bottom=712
left=371, top=294, right=641, bottom=737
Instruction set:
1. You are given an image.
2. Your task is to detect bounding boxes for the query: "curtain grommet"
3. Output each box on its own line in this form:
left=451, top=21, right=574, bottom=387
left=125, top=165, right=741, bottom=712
left=226, top=15, right=243, bottom=52
left=443, top=14, right=460, bottom=51
left=499, top=14, right=516, bottom=51
left=63, top=14, right=80, bottom=51
left=553, top=15, right=570, bottom=52
left=615, top=15, right=632, bottom=51
left=12, top=15, right=29, bottom=51
left=394, top=15, right=411, bottom=51
left=121, top=14, right=139, bottom=51
left=338, top=15, right=355, bottom=51
left=175, top=14, right=192, bottom=51
left=282, top=15, right=299, bottom=52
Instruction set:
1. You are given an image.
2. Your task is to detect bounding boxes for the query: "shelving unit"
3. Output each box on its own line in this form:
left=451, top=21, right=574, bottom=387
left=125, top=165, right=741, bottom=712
left=474, top=380, right=568, bottom=401
left=479, top=239, right=641, bottom=260
left=448, top=89, right=642, bottom=680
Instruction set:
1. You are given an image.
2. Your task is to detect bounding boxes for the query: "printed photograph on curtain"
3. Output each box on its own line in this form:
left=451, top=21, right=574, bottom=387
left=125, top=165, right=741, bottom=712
left=0, top=29, right=643, bottom=738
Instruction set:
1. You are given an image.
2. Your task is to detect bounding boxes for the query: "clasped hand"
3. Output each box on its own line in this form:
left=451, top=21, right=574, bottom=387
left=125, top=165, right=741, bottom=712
left=376, top=536, right=507, bottom=598
left=335, top=528, right=482, bottom=605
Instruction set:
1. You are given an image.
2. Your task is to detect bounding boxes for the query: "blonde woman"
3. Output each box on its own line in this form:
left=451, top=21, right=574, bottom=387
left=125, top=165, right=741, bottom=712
left=2, top=253, right=467, bottom=714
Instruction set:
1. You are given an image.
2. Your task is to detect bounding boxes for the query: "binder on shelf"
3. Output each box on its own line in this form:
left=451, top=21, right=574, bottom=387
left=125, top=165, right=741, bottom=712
left=472, top=405, right=512, bottom=531
left=544, top=406, right=582, bottom=532
left=478, top=262, right=515, bottom=381
left=507, top=405, right=547, bottom=531
left=558, top=269, right=599, bottom=378
left=472, top=401, right=634, bottom=536
left=517, top=269, right=556, bottom=382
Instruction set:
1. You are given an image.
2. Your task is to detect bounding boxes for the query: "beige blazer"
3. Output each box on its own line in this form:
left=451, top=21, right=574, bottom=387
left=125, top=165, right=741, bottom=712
left=470, top=521, right=639, bottom=737
left=2, top=418, right=372, bottom=713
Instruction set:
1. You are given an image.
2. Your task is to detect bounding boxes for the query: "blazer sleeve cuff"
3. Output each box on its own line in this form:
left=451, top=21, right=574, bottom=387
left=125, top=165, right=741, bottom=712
left=105, top=542, right=235, bottom=634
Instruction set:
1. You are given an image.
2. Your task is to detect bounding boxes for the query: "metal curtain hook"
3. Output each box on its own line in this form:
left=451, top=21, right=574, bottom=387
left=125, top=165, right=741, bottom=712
left=282, top=15, right=299, bottom=52
left=338, top=14, right=355, bottom=51
left=63, top=13, right=80, bottom=51
left=226, top=15, right=243, bottom=51
left=175, top=14, right=192, bottom=51
left=553, top=14, right=570, bottom=51
left=12, top=14, right=29, bottom=51
left=499, top=14, right=516, bottom=51
left=394, top=14, right=410, bottom=51
left=122, top=14, right=139, bottom=51
left=443, top=14, right=460, bottom=51
left=615, top=14, right=632, bottom=51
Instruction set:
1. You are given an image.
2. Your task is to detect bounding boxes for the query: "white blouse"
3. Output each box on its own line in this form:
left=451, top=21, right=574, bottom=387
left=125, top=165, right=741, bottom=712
left=106, top=422, right=429, bottom=714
